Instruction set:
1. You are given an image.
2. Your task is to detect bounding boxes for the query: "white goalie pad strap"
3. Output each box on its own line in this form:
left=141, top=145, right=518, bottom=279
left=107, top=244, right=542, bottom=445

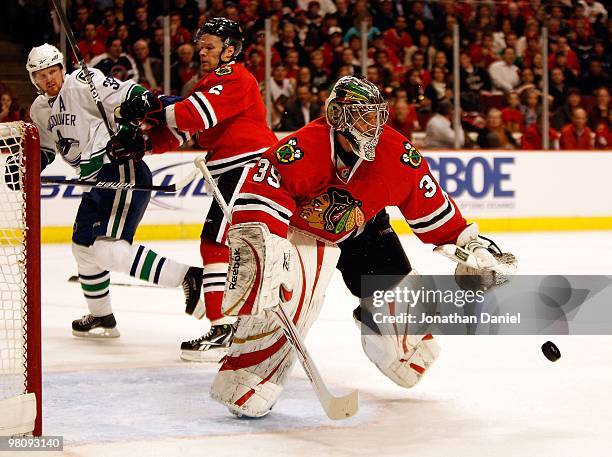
left=212, top=229, right=340, bottom=417
left=222, top=222, right=296, bottom=317
left=434, top=223, right=518, bottom=276
left=359, top=270, right=441, bottom=389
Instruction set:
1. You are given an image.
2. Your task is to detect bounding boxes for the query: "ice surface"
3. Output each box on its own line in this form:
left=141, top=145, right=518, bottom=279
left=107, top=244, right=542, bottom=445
left=38, top=232, right=612, bottom=456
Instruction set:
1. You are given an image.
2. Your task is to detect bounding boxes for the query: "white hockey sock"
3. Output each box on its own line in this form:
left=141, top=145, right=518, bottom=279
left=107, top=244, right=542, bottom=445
left=72, top=243, right=112, bottom=316
left=92, top=239, right=189, bottom=288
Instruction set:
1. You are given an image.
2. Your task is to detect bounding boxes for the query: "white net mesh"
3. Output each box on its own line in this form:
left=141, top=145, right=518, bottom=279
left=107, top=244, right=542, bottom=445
left=0, top=121, right=28, bottom=404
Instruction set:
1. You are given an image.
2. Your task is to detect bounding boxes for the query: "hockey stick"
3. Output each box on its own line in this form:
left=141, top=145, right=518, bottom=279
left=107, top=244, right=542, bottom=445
left=41, top=166, right=201, bottom=193
left=193, top=156, right=359, bottom=420
left=68, top=275, right=159, bottom=288
left=50, top=0, right=115, bottom=137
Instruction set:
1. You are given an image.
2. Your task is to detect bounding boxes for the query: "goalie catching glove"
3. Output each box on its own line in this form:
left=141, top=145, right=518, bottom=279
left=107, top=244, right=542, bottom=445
left=435, top=223, right=517, bottom=290
left=222, top=223, right=296, bottom=317
left=105, top=125, right=151, bottom=163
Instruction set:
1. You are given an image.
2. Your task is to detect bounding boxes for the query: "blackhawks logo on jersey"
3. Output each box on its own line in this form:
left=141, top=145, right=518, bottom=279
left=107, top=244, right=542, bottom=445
left=275, top=138, right=303, bottom=164
left=400, top=142, right=422, bottom=168
left=300, top=188, right=365, bottom=235
left=214, top=65, right=233, bottom=76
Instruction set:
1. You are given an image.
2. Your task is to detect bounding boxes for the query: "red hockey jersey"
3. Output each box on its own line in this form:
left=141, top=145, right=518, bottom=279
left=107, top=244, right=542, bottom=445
left=232, top=118, right=467, bottom=245
left=160, top=62, right=277, bottom=174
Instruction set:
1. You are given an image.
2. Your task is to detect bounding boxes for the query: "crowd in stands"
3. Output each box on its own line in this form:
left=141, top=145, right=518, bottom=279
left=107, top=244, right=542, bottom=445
left=3, top=0, right=611, bottom=150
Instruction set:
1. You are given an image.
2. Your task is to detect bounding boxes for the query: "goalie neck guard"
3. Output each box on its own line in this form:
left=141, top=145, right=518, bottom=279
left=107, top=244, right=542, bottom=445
left=325, top=76, right=389, bottom=161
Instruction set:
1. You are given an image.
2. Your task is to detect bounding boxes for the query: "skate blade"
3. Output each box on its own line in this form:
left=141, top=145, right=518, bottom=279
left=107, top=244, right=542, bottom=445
left=180, top=347, right=227, bottom=363
left=72, top=327, right=120, bottom=339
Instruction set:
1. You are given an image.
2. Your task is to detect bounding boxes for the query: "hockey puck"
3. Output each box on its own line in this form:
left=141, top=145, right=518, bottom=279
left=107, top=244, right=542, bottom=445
left=541, top=341, right=561, bottom=362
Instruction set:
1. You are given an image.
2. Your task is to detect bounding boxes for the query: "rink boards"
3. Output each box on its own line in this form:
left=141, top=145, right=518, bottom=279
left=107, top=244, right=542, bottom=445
left=39, top=150, right=612, bottom=242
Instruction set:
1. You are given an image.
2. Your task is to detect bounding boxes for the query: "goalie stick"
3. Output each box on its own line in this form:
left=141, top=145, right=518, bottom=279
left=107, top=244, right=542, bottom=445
left=50, top=0, right=116, bottom=138
left=41, top=166, right=202, bottom=193
left=193, top=156, right=359, bottom=420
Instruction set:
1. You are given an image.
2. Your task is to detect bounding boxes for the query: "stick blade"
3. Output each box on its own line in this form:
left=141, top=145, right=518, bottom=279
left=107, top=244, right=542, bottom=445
left=323, top=389, right=359, bottom=420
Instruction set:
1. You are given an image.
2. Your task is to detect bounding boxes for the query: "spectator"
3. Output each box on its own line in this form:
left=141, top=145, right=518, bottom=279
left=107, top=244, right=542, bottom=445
left=383, top=16, right=412, bottom=59
left=245, top=49, right=265, bottom=83
left=425, top=101, right=464, bottom=149
left=170, top=11, right=192, bottom=50
left=309, top=49, right=330, bottom=90
left=579, top=0, right=608, bottom=24
left=589, top=86, right=610, bottom=126
left=280, top=85, right=320, bottom=130
left=477, top=108, right=519, bottom=149
left=374, top=0, right=396, bottom=31
left=424, top=65, right=451, bottom=113
left=501, top=92, right=524, bottom=133
left=344, top=15, right=380, bottom=43
left=78, top=23, right=106, bottom=62
left=520, top=89, right=541, bottom=130
left=284, top=49, right=301, bottom=80
left=90, top=37, right=139, bottom=82
left=297, top=0, right=337, bottom=17
left=133, top=40, right=163, bottom=91
left=515, top=67, right=537, bottom=97
left=170, top=43, right=198, bottom=96
left=459, top=51, right=492, bottom=111
left=388, top=100, right=420, bottom=139
left=269, top=63, right=295, bottom=102
left=552, top=88, right=583, bottom=131
left=322, top=27, right=344, bottom=67
left=73, top=5, right=91, bottom=39
left=129, top=6, right=153, bottom=44
left=0, top=92, right=20, bottom=122
left=549, top=67, right=569, bottom=111
left=521, top=115, right=561, bottom=150
left=275, top=22, right=308, bottom=66
left=332, top=48, right=360, bottom=77
left=305, top=1, right=324, bottom=29
left=404, top=69, right=429, bottom=111
left=116, top=24, right=131, bottom=51
left=588, top=40, right=611, bottom=75
left=334, top=0, right=353, bottom=32
left=172, top=0, right=200, bottom=31
left=560, top=108, right=594, bottom=150
left=489, top=47, right=520, bottom=93
left=296, top=67, right=313, bottom=88
left=408, top=51, right=430, bottom=88
left=149, top=27, right=165, bottom=59
left=96, top=8, right=119, bottom=42
left=403, top=33, right=436, bottom=71
left=580, top=59, right=611, bottom=96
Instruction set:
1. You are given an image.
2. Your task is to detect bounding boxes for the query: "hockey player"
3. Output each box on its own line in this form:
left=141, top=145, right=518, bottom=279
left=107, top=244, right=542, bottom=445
left=12, top=43, right=203, bottom=338
left=115, top=18, right=277, bottom=360
left=209, top=76, right=517, bottom=417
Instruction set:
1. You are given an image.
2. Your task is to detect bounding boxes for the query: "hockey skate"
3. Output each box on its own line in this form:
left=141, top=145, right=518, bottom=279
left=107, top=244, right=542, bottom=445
left=182, top=266, right=204, bottom=317
left=180, top=324, right=235, bottom=362
left=72, top=313, right=120, bottom=338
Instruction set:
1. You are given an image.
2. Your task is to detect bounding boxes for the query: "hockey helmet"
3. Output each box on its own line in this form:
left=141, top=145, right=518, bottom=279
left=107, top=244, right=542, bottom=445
left=26, top=43, right=65, bottom=94
left=194, top=18, right=244, bottom=63
left=325, top=76, right=389, bottom=161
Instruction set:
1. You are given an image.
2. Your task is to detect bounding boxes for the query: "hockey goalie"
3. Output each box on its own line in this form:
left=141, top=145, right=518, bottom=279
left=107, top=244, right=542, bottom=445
left=211, top=76, right=517, bottom=418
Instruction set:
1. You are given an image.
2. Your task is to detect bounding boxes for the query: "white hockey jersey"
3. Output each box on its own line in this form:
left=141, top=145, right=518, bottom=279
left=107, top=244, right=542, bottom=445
left=30, top=68, right=137, bottom=179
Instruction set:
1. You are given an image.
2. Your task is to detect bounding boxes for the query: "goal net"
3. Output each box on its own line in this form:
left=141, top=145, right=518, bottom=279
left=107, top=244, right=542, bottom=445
left=0, top=121, right=41, bottom=436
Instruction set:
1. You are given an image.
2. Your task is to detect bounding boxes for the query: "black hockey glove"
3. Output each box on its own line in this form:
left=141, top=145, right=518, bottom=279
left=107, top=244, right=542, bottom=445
left=115, top=90, right=163, bottom=126
left=106, top=125, right=151, bottom=163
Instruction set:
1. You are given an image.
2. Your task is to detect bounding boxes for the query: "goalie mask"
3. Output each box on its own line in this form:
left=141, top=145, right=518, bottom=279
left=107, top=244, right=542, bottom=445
left=194, top=18, right=244, bottom=66
left=26, top=43, right=65, bottom=95
left=325, top=76, right=389, bottom=161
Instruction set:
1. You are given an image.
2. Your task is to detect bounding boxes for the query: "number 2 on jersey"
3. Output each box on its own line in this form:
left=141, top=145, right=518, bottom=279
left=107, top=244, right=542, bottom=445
left=253, top=158, right=281, bottom=188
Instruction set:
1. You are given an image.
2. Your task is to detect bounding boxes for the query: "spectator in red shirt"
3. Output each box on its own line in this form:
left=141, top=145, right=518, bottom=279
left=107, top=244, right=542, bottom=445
left=284, top=49, right=301, bottom=80
left=0, top=92, right=20, bottom=122
left=78, top=23, right=106, bottom=63
left=388, top=100, right=420, bottom=139
left=170, top=12, right=192, bottom=51
left=245, top=49, right=265, bottom=83
left=409, top=51, right=430, bottom=88
left=501, top=92, right=525, bottom=133
left=521, top=116, right=561, bottom=150
left=97, top=8, right=119, bottom=42
left=383, top=16, right=412, bottom=61
left=560, top=108, right=594, bottom=150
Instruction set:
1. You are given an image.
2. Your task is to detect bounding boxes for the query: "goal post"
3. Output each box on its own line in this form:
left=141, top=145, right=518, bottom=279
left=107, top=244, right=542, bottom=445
left=0, top=121, right=42, bottom=436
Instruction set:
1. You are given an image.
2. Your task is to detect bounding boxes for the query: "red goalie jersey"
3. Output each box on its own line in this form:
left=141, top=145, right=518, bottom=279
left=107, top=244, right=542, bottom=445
left=153, top=62, right=276, bottom=174
left=232, top=118, right=468, bottom=245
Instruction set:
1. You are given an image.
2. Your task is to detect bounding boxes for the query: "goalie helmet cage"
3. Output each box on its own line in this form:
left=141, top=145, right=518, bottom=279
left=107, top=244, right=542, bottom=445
left=0, top=121, right=42, bottom=436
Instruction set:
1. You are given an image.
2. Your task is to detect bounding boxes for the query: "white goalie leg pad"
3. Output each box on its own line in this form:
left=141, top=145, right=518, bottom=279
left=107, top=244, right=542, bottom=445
left=359, top=270, right=442, bottom=389
left=211, top=229, right=340, bottom=417
left=223, top=222, right=296, bottom=316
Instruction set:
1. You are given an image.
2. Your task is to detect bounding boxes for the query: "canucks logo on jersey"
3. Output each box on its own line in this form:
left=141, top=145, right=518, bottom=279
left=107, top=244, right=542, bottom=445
left=275, top=138, right=303, bottom=164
